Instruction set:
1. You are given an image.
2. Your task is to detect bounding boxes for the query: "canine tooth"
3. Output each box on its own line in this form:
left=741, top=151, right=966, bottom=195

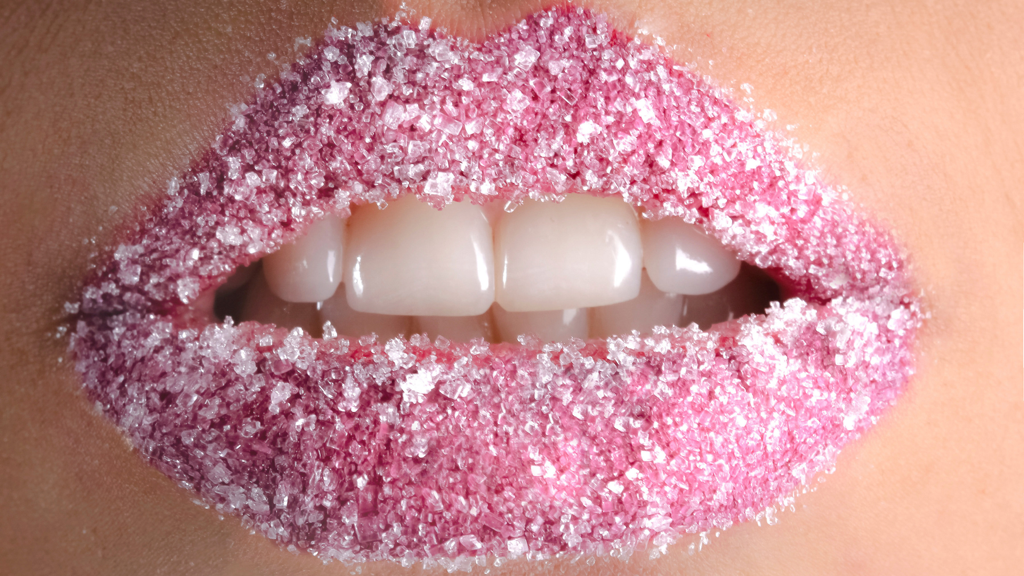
left=414, top=313, right=495, bottom=342
left=590, top=272, right=684, bottom=338
left=240, top=271, right=321, bottom=335
left=641, top=218, right=741, bottom=295
left=492, top=304, right=588, bottom=342
left=185, top=289, right=218, bottom=324
left=679, top=264, right=781, bottom=329
left=217, top=261, right=260, bottom=295
left=344, top=196, right=495, bottom=316
left=262, top=216, right=346, bottom=303
left=320, top=289, right=411, bottom=341
left=494, top=195, right=642, bottom=311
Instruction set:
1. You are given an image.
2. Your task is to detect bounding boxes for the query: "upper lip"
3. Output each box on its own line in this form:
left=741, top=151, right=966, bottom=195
left=69, top=6, right=921, bottom=564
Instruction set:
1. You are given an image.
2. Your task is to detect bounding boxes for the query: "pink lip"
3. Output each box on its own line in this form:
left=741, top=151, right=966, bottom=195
left=70, top=7, right=921, bottom=565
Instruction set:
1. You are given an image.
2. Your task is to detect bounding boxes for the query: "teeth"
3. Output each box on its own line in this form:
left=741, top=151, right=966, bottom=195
left=227, top=194, right=775, bottom=343
left=218, top=261, right=260, bottom=295
left=679, top=264, right=780, bottom=329
left=641, top=218, right=741, bottom=295
left=262, top=216, right=346, bottom=303
left=414, top=313, right=495, bottom=342
left=492, top=304, right=589, bottom=342
left=344, top=196, right=495, bottom=316
left=590, top=271, right=684, bottom=338
left=240, top=271, right=321, bottom=335
left=479, top=201, right=506, bottom=226
left=495, top=195, right=642, bottom=311
left=319, top=289, right=411, bottom=341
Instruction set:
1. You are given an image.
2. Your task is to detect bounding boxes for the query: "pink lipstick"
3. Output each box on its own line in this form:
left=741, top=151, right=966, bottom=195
left=69, top=7, right=921, bottom=566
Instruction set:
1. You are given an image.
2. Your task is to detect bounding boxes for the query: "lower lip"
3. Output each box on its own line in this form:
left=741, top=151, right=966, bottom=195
left=69, top=7, right=920, bottom=565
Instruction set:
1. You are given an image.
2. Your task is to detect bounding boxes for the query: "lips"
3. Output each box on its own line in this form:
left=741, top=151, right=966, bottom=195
left=69, top=7, right=921, bottom=565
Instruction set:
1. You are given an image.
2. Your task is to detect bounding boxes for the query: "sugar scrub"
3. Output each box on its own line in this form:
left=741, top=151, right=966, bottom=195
left=70, top=7, right=921, bottom=566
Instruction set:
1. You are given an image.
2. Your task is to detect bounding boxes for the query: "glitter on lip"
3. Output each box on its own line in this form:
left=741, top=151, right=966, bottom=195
left=69, top=7, right=921, bottom=566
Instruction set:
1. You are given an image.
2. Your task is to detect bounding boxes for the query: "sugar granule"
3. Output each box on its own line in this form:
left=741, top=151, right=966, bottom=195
left=70, top=7, right=921, bottom=565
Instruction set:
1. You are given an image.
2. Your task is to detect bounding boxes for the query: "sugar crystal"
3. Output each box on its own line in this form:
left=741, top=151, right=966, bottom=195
left=69, top=7, right=921, bottom=567
left=514, top=46, right=541, bottom=70
left=323, top=81, right=351, bottom=105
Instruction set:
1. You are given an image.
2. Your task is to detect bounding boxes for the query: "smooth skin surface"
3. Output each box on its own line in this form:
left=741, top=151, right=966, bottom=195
left=1, top=0, right=1022, bottom=574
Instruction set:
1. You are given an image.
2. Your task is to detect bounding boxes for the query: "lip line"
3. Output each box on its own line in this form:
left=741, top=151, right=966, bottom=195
left=70, top=6, right=921, bottom=565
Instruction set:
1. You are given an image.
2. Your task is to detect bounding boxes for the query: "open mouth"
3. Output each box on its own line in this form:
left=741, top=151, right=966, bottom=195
left=69, top=6, right=922, bottom=567
left=212, top=193, right=781, bottom=343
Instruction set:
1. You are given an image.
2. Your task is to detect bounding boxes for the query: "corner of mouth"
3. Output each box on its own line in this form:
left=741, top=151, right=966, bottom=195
left=67, top=5, right=922, bottom=566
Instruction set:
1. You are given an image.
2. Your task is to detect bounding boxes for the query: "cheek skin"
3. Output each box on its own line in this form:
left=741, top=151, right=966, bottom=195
left=0, top=1, right=1021, bottom=576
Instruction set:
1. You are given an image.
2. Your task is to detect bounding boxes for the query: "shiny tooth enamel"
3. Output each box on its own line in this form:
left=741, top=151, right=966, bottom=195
left=479, top=200, right=506, bottom=226
left=344, top=196, right=495, bottom=316
left=240, top=271, right=321, bottom=335
left=642, top=217, right=742, bottom=295
left=261, top=216, right=346, bottom=303
left=678, top=264, right=781, bottom=330
left=590, top=271, right=684, bottom=338
left=414, top=312, right=495, bottom=342
left=492, top=304, right=589, bottom=342
left=494, top=195, right=642, bottom=312
left=217, top=261, right=260, bottom=295
left=319, top=288, right=411, bottom=341
left=248, top=195, right=754, bottom=339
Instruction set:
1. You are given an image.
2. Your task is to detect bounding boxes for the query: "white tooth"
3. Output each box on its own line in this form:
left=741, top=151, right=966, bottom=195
left=185, top=289, right=218, bottom=324
left=240, top=271, right=321, bottom=334
left=679, top=265, right=780, bottom=329
left=494, top=195, right=642, bottom=312
left=414, top=312, right=495, bottom=342
left=590, top=271, right=684, bottom=338
left=218, top=260, right=260, bottom=295
left=320, top=289, right=411, bottom=341
left=262, top=216, right=346, bottom=303
left=641, top=218, right=741, bottom=295
left=344, top=196, right=494, bottom=316
left=479, top=200, right=506, bottom=226
left=492, top=304, right=589, bottom=343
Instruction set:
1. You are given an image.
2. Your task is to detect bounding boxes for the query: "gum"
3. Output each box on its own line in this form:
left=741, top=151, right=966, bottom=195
left=69, top=7, right=921, bottom=565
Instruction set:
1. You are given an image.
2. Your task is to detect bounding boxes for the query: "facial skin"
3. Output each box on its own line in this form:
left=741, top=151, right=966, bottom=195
left=0, top=0, right=1021, bottom=574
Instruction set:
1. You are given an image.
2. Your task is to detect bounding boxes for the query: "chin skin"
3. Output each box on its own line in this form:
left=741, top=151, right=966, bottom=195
left=0, top=1, right=1021, bottom=575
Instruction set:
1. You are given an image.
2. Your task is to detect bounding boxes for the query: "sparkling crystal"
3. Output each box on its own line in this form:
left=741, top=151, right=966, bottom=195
left=69, top=7, right=921, bottom=566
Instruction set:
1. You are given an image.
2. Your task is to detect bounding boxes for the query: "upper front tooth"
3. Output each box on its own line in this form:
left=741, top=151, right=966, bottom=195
left=262, top=216, right=346, bottom=303
left=641, top=218, right=741, bottom=295
left=479, top=201, right=506, bottom=226
left=494, top=195, right=643, bottom=312
left=344, top=195, right=495, bottom=316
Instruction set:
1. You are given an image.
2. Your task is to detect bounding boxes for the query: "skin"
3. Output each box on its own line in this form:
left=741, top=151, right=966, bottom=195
left=0, top=0, right=1021, bottom=574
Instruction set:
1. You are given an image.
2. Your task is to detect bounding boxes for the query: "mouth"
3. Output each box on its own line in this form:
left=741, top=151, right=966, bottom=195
left=69, top=6, right=921, bottom=567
